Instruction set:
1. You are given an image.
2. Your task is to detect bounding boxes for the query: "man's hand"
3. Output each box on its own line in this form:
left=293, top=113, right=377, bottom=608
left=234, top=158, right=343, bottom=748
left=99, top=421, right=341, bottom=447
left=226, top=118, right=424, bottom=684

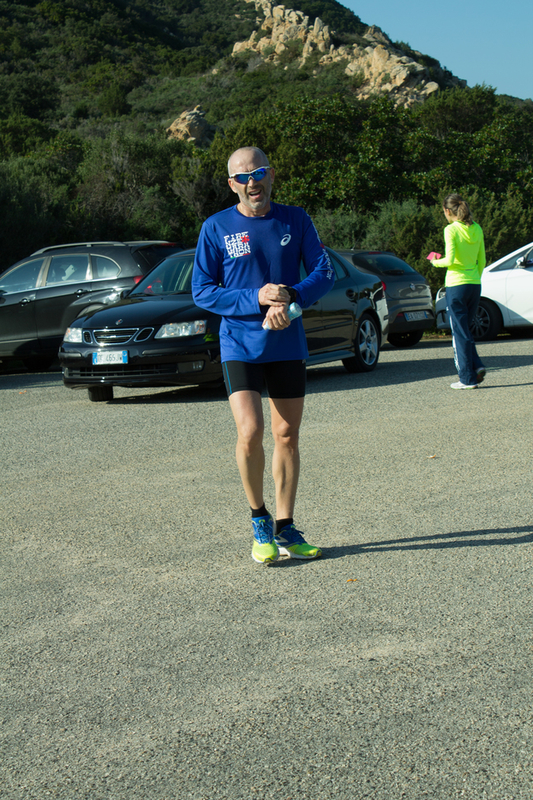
left=258, top=283, right=291, bottom=307
left=263, top=304, right=290, bottom=330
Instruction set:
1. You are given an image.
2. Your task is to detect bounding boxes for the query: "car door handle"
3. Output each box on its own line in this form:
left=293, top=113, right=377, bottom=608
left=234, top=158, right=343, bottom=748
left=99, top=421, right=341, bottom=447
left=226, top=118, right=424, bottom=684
left=19, top=296, right=35, bottom=305
left=75, top=288, right=91, bottom=296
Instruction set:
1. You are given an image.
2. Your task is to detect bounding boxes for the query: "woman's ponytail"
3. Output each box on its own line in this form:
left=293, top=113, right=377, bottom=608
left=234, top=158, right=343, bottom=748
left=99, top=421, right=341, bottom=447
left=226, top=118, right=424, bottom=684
left=443, top=193, right=474, bottom=225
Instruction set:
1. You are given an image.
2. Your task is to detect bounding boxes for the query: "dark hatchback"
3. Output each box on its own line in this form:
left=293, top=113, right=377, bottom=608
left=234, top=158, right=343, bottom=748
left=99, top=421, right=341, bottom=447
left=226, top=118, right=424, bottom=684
left=59, top=247, right=389, bottom=401
left=0, top=240, right=182, bottom=370
left=337, top=250, right=434, bottom=347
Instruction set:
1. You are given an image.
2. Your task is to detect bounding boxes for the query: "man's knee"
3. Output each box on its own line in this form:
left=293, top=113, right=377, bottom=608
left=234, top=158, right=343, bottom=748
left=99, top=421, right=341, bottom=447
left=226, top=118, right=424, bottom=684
left=272, top=422, right=300, bottom=448
left=236, top=418, right=264, bottom=451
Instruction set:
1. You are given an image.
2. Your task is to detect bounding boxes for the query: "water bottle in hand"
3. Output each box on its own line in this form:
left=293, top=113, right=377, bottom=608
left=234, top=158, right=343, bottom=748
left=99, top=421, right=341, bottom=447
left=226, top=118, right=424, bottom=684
left=263, top=302, right=302, bottom=330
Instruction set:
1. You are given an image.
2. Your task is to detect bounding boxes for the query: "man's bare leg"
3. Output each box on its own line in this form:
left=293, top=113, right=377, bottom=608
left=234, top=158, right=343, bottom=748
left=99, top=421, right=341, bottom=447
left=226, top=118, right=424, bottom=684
left=229, top=389, right=280, bottom=563
left=269, top=395, right=305, bottom=519
left=269, top=395, right=321, bottom=559
left=228, top=389, right=265, bottom=509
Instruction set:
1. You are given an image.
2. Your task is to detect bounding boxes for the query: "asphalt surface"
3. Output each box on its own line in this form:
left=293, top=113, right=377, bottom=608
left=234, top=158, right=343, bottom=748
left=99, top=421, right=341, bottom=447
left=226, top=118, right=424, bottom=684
left=2, top=335, right=533, bottom=800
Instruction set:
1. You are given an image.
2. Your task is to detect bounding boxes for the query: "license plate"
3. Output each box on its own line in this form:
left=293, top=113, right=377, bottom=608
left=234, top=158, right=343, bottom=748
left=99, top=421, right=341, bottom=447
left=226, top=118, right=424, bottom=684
left=92, top=350, right=128, bottom=365
left=405, top=311, right=429, bottom=322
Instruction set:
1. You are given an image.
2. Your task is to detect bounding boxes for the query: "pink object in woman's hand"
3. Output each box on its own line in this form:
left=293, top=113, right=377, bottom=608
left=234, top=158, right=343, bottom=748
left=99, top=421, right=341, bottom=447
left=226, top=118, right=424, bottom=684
left=427, top=251, right=442, bottom=260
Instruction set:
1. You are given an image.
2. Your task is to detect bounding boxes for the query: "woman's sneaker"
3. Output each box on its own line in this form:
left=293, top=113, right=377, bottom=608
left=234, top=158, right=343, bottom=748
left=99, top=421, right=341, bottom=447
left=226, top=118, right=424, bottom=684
left=251, top=515, right=278, bottom=564
left=274, top=524, right=322, bottom=560
left=476, top=368, right=486, bottom=384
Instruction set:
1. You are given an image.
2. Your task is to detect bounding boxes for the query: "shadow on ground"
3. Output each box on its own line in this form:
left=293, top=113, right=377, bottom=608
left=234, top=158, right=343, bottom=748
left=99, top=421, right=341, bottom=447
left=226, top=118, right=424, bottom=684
left=322, top=525, right=533, bottom=558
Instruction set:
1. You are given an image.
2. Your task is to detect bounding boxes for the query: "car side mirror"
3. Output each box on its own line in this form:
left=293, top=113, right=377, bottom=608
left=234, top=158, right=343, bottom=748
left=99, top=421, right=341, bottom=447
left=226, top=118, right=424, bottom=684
left=517, top=247, right=533, bottom=268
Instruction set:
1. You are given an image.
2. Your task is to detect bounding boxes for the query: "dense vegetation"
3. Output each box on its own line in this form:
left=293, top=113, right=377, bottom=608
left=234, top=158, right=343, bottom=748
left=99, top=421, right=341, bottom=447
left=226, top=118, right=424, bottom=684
left=1, top=0, right=532, bottom=296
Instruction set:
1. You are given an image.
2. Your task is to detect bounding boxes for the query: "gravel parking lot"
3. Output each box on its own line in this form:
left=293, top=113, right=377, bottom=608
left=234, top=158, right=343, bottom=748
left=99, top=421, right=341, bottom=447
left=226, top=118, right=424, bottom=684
left=2, top=335, right=533, bottom=800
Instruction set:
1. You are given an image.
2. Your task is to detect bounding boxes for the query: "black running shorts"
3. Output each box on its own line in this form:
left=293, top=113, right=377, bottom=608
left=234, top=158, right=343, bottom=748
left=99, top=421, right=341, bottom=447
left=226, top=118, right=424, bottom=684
left=222, top=360, right=306, bottom=399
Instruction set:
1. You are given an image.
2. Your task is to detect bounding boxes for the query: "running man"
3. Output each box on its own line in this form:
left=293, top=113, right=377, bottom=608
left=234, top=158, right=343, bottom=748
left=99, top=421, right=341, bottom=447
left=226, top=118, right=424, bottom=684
left=192, top=146, right=334, bottom=563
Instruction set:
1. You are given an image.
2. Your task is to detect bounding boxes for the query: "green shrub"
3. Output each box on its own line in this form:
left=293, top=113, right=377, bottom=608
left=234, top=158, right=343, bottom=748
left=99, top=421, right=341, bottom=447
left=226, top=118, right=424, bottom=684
left=312, top=208, right=369, bottom=249
left=0, top=113, right=55, bottom=157
left=97, top=84, right=132, bottom=117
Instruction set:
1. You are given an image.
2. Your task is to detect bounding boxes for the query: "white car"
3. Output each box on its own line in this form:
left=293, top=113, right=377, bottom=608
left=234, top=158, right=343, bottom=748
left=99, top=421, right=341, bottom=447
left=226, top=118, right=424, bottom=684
left=435, top=241, right=533, bottom=340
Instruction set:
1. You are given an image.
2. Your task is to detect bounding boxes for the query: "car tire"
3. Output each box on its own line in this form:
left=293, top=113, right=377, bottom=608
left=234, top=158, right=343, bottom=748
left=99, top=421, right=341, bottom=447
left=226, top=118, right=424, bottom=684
left=342, top=313, right=380, bottom=373
left=470, top=299, right=501, bottom=341
left=22, top=356, right=55, bottom=372
left=88, top=385, right=114, bottom=402
left=387, top=330, right=424, bottom=348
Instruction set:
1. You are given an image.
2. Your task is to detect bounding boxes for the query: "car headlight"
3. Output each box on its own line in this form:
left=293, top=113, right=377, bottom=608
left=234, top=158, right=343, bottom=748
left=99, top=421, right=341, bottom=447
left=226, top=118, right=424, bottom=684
left=63, top=327, right=83, bottom=343
left=155, top=320, right=207, bottom=338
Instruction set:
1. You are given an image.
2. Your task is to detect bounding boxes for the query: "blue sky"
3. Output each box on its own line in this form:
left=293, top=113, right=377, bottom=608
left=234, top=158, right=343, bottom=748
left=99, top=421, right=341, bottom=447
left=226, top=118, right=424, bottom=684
left=340, top=0, right=532, bottom=101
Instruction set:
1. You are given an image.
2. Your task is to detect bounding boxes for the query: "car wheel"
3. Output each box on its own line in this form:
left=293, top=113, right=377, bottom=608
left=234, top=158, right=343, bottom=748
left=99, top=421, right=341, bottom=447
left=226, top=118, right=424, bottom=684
left=22, top=356, right=55, bottom=372
left=342, top=313, right=380, bottom=373
left=88, top=385, right=114, bottom=402
left=387, top=330, right=424, bottom=348
left=470, top=299, right=501, bottom=341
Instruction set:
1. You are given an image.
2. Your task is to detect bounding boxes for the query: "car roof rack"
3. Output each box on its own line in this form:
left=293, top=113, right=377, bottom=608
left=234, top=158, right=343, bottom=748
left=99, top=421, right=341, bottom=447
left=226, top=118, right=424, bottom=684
left=31, top=240, right=175, bottom=255
left=124, top=241, right=174, bottom=246
left=32, top=242, right=127, bottom=254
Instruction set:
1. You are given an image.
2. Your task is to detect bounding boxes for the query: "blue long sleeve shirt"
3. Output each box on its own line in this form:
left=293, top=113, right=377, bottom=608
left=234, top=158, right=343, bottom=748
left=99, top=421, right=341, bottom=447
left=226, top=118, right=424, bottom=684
left=192, top=202, right=335, bottom=363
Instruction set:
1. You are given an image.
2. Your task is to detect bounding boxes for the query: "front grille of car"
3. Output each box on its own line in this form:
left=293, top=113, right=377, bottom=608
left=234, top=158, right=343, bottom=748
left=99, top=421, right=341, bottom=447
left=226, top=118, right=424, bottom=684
left=66, top=364, right=178, bottom=379
left=83, top=327, right=154, bottom=345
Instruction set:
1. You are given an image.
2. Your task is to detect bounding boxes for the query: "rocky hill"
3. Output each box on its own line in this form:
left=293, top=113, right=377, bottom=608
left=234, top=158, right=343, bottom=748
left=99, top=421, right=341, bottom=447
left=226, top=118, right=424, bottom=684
left=232, top=0, right=465, bottom=108
left=0, top=0, right=472, bottom=150
left=166, top=0, right=467, bottom=143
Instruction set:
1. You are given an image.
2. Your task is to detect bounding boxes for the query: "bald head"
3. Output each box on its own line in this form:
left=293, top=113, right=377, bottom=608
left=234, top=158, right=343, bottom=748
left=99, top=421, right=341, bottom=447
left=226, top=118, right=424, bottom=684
left=228, top=147, right=269, bottom=176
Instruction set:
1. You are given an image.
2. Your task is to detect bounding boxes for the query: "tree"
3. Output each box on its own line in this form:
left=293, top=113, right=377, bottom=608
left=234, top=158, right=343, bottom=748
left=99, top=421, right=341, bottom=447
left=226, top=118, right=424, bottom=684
left=0, top=113, right=55, bottom=157
left=74, top=131, right=199, bottom=243
left=0, top=74, right=60, bottom=120
left=412, top=84, right=497, bottom=138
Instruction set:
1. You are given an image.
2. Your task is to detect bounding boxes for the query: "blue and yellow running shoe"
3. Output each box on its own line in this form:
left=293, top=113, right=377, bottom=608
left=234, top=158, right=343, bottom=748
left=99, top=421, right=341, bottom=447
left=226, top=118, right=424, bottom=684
left=274, top=524, right=322, bottom=560
left=251, top=515, right=278, bottom=564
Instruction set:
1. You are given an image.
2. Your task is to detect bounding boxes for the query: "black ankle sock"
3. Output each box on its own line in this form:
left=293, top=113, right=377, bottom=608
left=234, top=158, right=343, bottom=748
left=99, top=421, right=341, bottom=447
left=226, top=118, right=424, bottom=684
left=251, top=505, right=268, bottom=518
left=275, top=518, right=293, bottom=535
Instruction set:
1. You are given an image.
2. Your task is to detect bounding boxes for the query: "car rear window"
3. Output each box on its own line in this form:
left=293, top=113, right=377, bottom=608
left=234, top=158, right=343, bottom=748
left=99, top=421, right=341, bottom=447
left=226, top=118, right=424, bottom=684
left=352, top=253, right=418, bottom=275
left=92, top=256, right=120, bottom=279
left=45, top=255, right=90, bottom=284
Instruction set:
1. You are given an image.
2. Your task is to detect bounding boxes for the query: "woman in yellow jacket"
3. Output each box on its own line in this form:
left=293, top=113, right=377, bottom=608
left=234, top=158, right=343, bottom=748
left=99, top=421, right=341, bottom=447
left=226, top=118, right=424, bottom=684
left=431, top=194, right=486, bottom=389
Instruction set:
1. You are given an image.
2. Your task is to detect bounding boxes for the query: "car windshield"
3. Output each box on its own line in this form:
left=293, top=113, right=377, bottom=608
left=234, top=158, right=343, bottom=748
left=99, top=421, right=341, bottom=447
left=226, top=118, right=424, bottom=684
left=130, top=253, right=195, bottom=296
left=354, top=253, right=418, bottom=276
left=134, top=243, right=183, bottom=272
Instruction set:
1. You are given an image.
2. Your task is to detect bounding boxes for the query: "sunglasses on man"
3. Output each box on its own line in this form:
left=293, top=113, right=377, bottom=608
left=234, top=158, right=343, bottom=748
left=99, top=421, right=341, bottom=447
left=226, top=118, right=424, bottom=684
left=229, top=167, right=271, bottom=185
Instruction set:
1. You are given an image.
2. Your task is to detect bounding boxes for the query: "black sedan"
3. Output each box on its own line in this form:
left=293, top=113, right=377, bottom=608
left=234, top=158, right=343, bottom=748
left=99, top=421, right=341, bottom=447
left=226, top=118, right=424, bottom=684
left=59, top=248, right=389, bottom=401
left=337, top=250, right=434, bottom=347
